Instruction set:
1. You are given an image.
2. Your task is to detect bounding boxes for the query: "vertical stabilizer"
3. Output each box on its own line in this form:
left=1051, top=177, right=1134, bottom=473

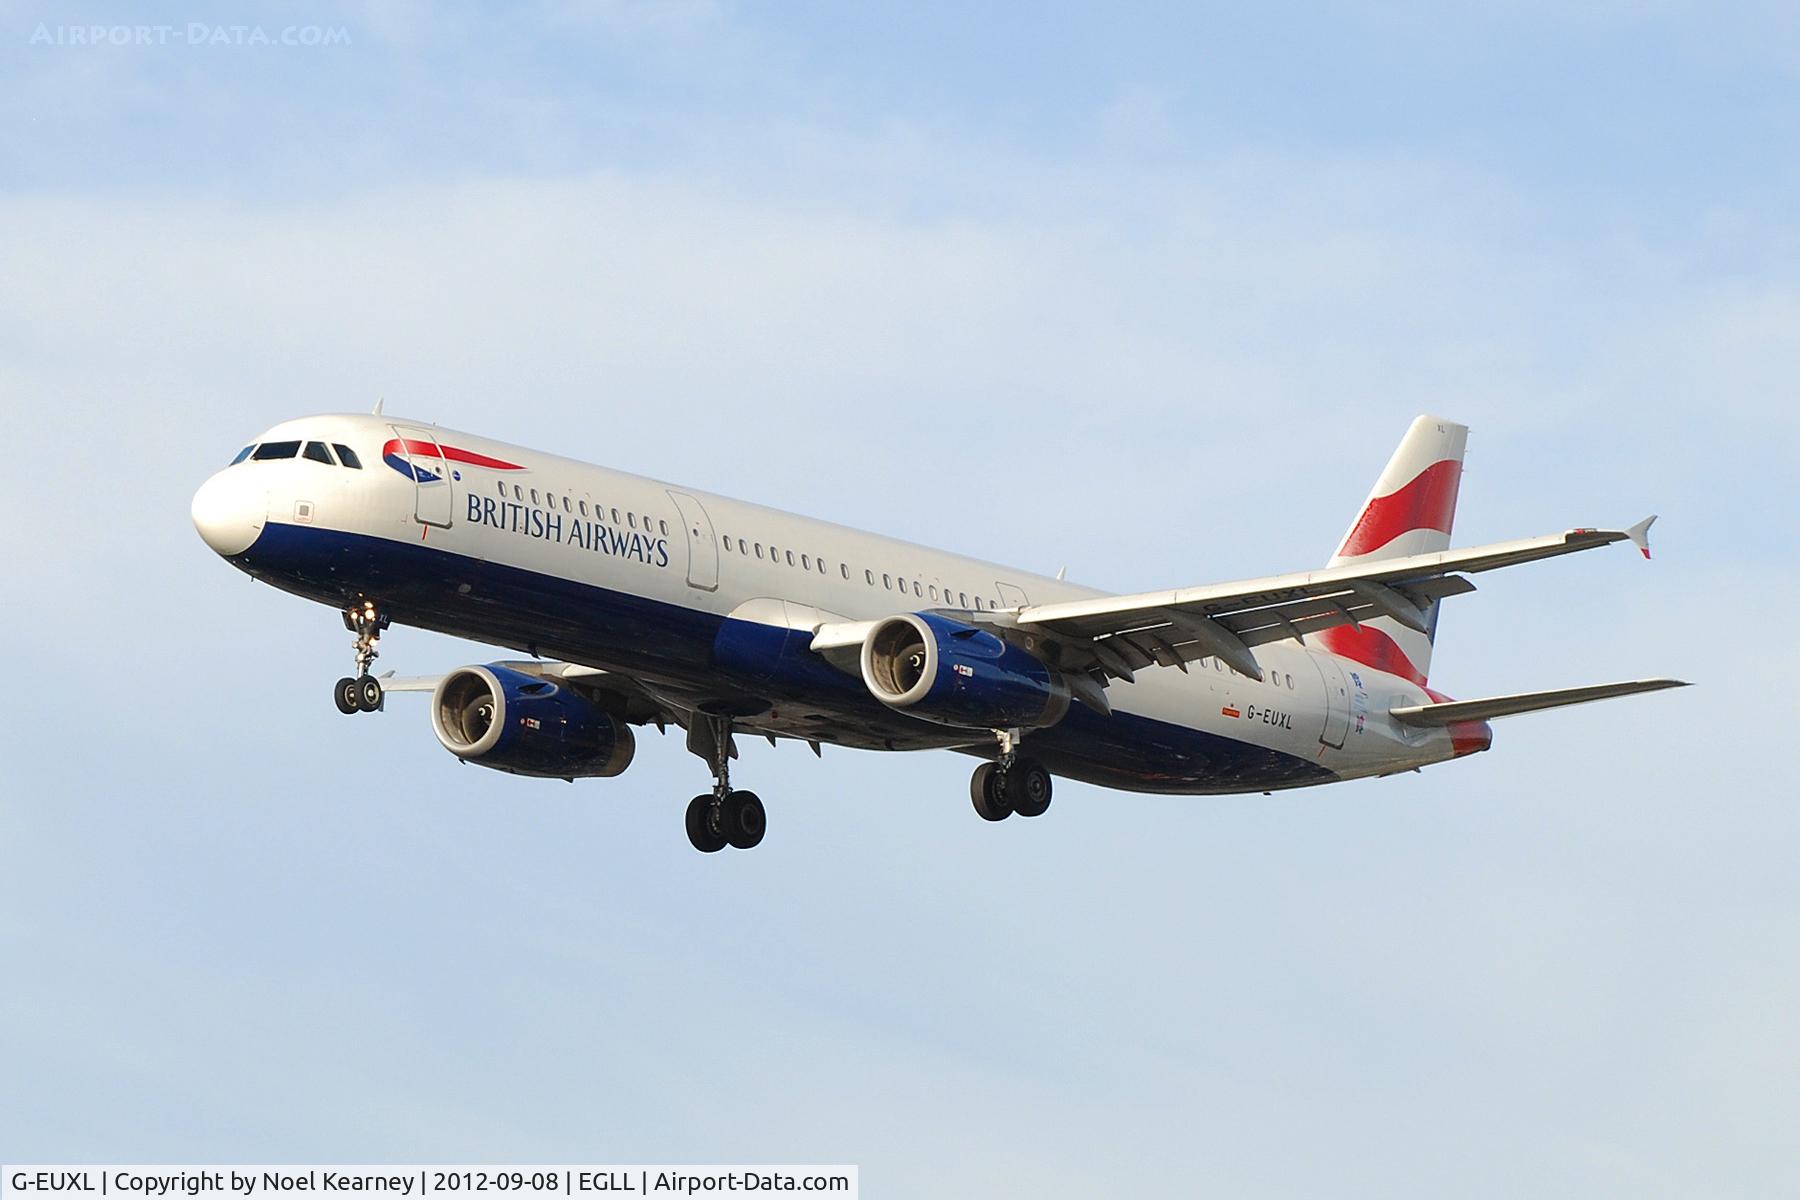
left=1317, top=415, right=1468, bottom=685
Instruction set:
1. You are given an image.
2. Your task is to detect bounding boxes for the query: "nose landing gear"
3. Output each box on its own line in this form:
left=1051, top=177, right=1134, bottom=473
left=333, top=600, right=390, bottom=715
left=684, top=713, right=766, bottom=853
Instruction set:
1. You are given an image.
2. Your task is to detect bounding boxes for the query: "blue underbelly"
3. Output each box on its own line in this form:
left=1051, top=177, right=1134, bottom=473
left=234, top=522, right=1335, bottom=794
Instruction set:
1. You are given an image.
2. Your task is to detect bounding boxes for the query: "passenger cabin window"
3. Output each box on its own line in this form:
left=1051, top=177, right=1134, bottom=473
left=513, top=485, right=523, bottom=501
left=563, top=496, right=572, bottom=513
left=333, top=444, right=362, bottom=469
left=496, top=482, right=506, bottom=498
left=230, top=445, right=254, bottom=465
left=629, top=513, right=638, bottom=529
left=531, top=489, right=540, bottom=505
left=579, top=500, right=588, bottom=516
left=801, top=554, right=811, bottom=570
left=865, top=569, right=874, bottom=586
left=611, top=508, right=621, bottom=524
left=252, top=441, right=300, bottom=460
left=883, top=574, right=893, bottom=590
left=929, top=585, right=939, bottom=601
left=913, top=581, right=923, bottom=598
left=841, top=563, right=850, bottom=579
left=659, top=519, right=669, bottom=536
left=755, top=543, right=764, bottom=560
left=303, top=441, right=334, bottom=465
left=786, top=550, right=795, bottom=567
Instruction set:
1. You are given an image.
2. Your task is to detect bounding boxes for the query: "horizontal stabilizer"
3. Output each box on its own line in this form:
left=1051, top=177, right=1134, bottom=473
left=1389, top=678, right=1689, bottom=726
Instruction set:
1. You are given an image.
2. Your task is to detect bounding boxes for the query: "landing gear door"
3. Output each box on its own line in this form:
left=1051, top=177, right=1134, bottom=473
left=1312, top=653, right=1350, bottom=749
left=389, top=424, right=454, bottom=529
left=668, top=489, right=719, bottom=591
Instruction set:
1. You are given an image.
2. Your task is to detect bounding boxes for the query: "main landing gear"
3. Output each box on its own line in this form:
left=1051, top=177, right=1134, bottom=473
left=970, top=728, right=1053, bottom=823
left=685, top=713, right=766, bottom=854
left=332, top=600, right=390, bottom=715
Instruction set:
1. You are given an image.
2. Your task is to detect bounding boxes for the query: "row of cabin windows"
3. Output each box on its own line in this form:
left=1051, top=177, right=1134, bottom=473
left=232, top=441, right=363, bottom=469
left=1201, top=657, right=1297, bottom=690
left=494, top=481, right=668, bottom=536
left=717, top=533, right=996, bottom=610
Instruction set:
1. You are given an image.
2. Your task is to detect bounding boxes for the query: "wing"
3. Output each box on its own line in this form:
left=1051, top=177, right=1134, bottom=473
left=1005, top=518, right=1659, bottom=684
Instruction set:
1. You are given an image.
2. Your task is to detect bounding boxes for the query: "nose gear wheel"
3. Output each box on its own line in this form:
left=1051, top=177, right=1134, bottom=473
left=332, top=600, right=390, bottom=715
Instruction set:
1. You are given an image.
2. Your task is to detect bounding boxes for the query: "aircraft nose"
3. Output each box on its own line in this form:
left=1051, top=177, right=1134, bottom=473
left=191, top=469, right=266, bottom=557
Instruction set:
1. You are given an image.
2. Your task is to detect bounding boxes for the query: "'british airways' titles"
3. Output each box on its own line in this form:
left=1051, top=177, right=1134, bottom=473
left=465, top=495, right=670, bottom=568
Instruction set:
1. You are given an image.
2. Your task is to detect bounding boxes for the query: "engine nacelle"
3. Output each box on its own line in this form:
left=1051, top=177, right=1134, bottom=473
left=860, top=612, right=1070, bottom=730
left=430, top=664, right=635, bottom=779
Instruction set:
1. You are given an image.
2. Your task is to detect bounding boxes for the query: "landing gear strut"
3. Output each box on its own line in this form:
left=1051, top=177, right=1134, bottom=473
left=685, top=713, right=766, bottom=853
left=333, top=600, right=390, bottom=715
left=970, top=728, right=1053, bottom=822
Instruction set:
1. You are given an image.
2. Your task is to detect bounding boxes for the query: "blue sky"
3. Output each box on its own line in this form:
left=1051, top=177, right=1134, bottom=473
left=2, top=3, right=1797, bottom=1196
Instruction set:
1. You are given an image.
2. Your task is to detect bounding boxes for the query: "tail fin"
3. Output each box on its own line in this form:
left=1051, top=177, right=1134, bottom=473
left=1316, top=415, right=1468, bottom=686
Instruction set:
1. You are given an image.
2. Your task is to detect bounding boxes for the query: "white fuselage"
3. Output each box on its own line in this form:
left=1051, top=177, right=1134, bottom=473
left=193, top=413, right=1473, bottom=793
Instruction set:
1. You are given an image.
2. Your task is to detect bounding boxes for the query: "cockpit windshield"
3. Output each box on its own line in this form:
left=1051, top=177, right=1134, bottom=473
left=234, top=437, right=365, bottom=469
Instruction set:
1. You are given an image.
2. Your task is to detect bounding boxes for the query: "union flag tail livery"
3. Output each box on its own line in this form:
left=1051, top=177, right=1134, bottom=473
left=1319, top=415, right=1468, bottom=687
left=191, top=408, right=1686, bottom=854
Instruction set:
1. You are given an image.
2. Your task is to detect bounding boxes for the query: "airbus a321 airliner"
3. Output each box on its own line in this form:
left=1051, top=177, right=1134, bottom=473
left=192, top=411, right=1685, bottom=852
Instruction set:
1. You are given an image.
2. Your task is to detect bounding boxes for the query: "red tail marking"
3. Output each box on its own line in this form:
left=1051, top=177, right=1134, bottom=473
left=1316, top=624, right=1428, bottom=687
left=1414, top=686, right=1490, bottom=755
left=1450, top=720, right=1493, bottom=757
left=1337, top=458, right=1463, bottom=559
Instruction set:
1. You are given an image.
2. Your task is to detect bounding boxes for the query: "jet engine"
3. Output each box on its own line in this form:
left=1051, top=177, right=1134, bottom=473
left=430, top=664, right=635, bottom=779
left=860, top=612, right=1069, bottom=730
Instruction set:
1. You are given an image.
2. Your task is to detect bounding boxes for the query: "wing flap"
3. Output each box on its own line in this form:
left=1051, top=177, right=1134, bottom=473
left=1388, top=679, right=1689, bottom=726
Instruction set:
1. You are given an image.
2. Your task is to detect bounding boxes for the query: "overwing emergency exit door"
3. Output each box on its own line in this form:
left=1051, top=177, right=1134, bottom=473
left=668, top=490, right=719, bottom=591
